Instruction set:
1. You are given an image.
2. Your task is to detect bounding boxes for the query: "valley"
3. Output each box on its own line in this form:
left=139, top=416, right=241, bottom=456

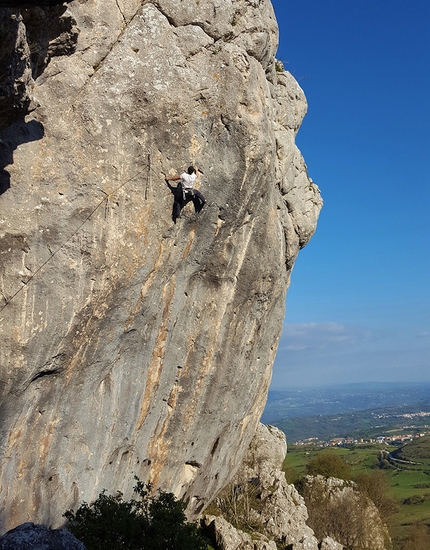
left=263, top=382, right=430, bottom=444
left=267, top=384, right=430, bottom=548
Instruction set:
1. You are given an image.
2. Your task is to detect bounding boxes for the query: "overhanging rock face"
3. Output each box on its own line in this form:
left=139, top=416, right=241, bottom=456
left=0, top=0, right=322, bottom=532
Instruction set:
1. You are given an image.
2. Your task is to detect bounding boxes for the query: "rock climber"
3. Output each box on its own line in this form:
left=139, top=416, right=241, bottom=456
left=165, top=166, right=206, bottom=224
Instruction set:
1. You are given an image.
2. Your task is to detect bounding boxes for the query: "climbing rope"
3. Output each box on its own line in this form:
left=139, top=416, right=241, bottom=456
left=0, top=158, right=150, bottom=313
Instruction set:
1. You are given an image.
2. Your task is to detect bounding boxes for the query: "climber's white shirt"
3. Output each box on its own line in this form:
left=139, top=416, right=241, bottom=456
left=180, top=172, right=196, bottom=189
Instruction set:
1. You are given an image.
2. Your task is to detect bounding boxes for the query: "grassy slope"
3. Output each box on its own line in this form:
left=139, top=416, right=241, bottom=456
left=388, top=436, right=430, bottom=525
left=392, top=435, right=430, bottom=461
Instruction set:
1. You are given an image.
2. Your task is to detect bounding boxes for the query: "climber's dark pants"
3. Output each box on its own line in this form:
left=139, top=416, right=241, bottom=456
left=171, top=187, right=206, bottom=223
left=192, top=189, right=206, bottom=213
left=172, top=196, right=185, bottom=222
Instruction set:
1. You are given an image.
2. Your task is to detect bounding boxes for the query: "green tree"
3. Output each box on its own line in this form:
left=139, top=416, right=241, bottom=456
left=306, top=452, right=352, bottom=480
left=63, top=478, right=207, bottom=550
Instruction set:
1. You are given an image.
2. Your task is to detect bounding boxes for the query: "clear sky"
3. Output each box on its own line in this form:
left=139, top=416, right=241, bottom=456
left=270, top=0, right=430, bottom=389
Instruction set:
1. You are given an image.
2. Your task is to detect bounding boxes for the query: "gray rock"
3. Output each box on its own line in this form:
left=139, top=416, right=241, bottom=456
left=0, top=5, right=78, bottom=129
left=204, top=424, right=324, bottom=550
left=203, top=515, right=277, bottom=550
left=204, top=515, right=249, bottom=550
left=0, top=522, right=86, bottom=550
left=0, top=0, right=322, bottom=532
left=0, top=8, right=32, bottom=128
left=320, top=537, right=344, bottom=550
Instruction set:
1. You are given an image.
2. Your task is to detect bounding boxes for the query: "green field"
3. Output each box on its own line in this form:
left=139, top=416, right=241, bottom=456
left=283, top=437, right=430, bottom=548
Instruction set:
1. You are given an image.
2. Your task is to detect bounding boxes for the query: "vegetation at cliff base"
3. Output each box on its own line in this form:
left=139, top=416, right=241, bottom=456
left=283, top=442, right=430, bottom=549
left=64, top=478, right=208, bottom=550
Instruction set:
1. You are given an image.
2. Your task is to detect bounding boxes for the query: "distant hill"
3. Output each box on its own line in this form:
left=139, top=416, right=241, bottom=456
left=263, top=382, right=430, bottom=423
left=392, top=435, right=430, bottom=461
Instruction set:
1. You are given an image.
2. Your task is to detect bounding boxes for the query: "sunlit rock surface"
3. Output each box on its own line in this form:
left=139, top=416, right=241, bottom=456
left=0, top=0, right=322, bottom=532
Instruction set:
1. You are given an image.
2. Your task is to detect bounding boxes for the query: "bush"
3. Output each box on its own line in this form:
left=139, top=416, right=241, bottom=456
left=301, top=477, right=387, bottom=550
left=306, top=452, right=352, bottom=480
left=301, top=477, right=365, bottom=547
left=402, top=494, right=426, bottom=505
left=275, top=60, right=285, bottom=73
left=206, top=475, right=263, bottom=533
left=63, top=478, right=207, bottom=550
left=401, top=523, right=430, bottom=550
left=353, top=470, right=398, bottom=520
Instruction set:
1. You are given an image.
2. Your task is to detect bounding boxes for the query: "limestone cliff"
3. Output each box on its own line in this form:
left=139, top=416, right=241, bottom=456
left=0, top=0, right=322, bottom=533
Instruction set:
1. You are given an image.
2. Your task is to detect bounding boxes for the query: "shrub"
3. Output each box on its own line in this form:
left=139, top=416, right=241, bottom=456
left=401, top=523, right=430, bottom=550
left=206, top=475, right=263, bottom=533
left=63, top=478, right=207, bottom=550
left=306, top=452, right=352, bottom=480
left=402, top=494, right=426, bottom=505
left=301, top=477, right=386, bottom=550
left=354, top=470, right=398, bottom=520
left=275, top=60, right=285, bottom=73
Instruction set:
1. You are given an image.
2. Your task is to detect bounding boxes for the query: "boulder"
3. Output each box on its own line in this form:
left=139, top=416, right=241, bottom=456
left=203, top=515, right=277, bottom=550
left=0, top=522, right=86, bottom=550
left=320, top=537, right=344, bottom=550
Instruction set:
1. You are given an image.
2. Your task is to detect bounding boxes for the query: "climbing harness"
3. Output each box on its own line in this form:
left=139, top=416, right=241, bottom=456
left=182, top=187, right=194, bottom=202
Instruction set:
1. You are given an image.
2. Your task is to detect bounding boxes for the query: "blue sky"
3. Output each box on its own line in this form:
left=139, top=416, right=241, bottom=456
left=270, top=0, right=430, bottom=388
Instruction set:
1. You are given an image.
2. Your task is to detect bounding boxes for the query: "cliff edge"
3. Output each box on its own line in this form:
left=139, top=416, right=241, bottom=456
left=0, top=0, right=322, bottom=532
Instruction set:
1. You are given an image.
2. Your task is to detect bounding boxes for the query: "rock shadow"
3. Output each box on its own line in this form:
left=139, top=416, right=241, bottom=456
left=0, top=1, right=71, bottom=8
left=0, top=118, right=44, bottom=195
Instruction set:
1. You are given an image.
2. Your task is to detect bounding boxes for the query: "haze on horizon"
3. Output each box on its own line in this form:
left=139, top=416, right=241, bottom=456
left=270, top=0, right=430, bottom=389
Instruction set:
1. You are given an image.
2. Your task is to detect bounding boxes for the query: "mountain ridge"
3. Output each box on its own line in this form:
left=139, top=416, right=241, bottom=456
left=263, top=382, right=430, bottom=423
